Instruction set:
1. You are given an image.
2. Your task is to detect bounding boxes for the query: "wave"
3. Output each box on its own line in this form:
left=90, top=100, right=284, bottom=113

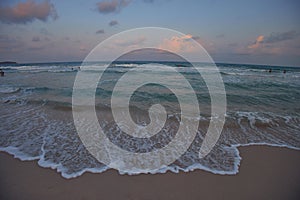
left=0, top=100, right=299, bottom=179
left=1, top=139, right=298, bottom=178
left=112, top=63, right=136, bottom=68
left=0, top=86, right=20, bottom=94
left=3, top=63, right=300, bottom=80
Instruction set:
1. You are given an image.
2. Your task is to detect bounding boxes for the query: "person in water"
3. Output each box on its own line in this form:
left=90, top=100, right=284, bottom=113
left=0, top=69, right=4, bottom=76
left=269, top=69, right=272, bottom=73
left=283, top=69, right=286, bottom=74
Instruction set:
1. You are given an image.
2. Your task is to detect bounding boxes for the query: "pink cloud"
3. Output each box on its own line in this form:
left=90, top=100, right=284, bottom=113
left=80, top=46, right=87, bottom=52
left=97, top=0, right=131, bottom=14
left=248, top=35, right=264, bottom=49
left=159, top=34, right=202, bottom=53
left=0, top=0, right=58, bottom=24
left=114, top=36, right=146, bottom=47
left=234, top=35, right=282, bottom=56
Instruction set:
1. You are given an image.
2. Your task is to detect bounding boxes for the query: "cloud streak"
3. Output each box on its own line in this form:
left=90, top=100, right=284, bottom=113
left=109, top=20, right=118, bottom=26
left=249, top=30, right=299, bottom=49
left=234, top=30, right=300, bottom=57
left=115, top=36, right=146, bottom=47
left=96, top=29, right=105, bottom=34
left=96, top=0, right=131, bottom=14
left=0, top=0, right=58, bottom=24
left=264, top=30, right=299, bottom=43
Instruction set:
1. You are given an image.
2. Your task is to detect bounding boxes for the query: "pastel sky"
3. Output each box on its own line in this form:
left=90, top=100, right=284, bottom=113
left=0, top=0, right=299, bottom=66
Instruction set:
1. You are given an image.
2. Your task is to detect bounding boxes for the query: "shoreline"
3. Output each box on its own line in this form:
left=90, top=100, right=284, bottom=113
left=1, top=145, right=299, bottom=200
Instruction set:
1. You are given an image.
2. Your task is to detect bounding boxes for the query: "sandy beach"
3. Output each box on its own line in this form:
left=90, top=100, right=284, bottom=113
left=0, top=145, right=299, bottom=200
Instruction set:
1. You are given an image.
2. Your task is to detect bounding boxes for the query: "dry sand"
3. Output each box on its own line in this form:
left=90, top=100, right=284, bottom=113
left=0, top=145, right=299, bottom=200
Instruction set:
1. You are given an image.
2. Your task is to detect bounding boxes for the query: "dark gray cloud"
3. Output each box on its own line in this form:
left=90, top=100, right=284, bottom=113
left=96, top=0, right=131, bottom=14
left=96, top=29, right=105, bottom=34
left=216, top=34, right=225, bottom=38
left=0, top=0, right=58, bottom=24
left=109, top=20, right=118, bottom=26
left=32, top=36, right=40, bottom=42
left=191, top=36, right=200, bottom=40
left=264, top=30, right=299, bottom=43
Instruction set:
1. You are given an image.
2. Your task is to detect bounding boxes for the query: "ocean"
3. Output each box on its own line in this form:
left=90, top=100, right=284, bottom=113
left=0, top=61, right=299, bottom=178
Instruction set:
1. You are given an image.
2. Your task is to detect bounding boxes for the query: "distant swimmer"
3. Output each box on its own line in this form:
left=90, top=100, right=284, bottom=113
left=283, top=69, right=286, bottom=74
left=269, top=69, right=272, bottom=73
left=0, top=69, right=4, bottom=76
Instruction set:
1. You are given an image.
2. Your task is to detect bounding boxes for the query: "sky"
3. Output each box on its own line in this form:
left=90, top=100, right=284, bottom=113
left=0, top=0, right=299, bottom=66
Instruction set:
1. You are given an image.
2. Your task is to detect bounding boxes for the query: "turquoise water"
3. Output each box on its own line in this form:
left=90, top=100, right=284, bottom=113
left=0, top=61, right=299, bottom=178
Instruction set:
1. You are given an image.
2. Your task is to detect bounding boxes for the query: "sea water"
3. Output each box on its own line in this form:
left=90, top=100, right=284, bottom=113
left=0, top=61, right=299, bottom=178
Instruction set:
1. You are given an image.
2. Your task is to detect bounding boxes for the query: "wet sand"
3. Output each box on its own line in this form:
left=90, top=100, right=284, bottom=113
left=0, top=145, right=299, bottom=200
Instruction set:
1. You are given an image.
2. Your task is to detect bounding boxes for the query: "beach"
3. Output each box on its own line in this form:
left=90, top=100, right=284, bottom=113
left=1, top=145, right=299, bottom=200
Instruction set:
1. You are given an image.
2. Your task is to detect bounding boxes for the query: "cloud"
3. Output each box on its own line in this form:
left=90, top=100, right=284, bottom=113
left=216, top=34, right=225, bottom=38
left=80, top=46, right=87, bottom=51
left=159, top=34, right=200, bottom=53
left=96, top=0, right=131, bottom=14
left=264, top=30, right=299, bottom=43
left=0, top=0, right=58, bottom=24
left=248, top=35, right=264, bottom=49
left=115, top=36, right=146, bottom=47
left=236, top=31, right=300, bottom=57
left=109, top=20, right=118, bottom=26
left=191, top=36, right=201, bottom=41
left=32, top=36, right=40, bottom=42
left=248, top=31, right=299, bottom=50
left=96, top=29, right=105, bottom=34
